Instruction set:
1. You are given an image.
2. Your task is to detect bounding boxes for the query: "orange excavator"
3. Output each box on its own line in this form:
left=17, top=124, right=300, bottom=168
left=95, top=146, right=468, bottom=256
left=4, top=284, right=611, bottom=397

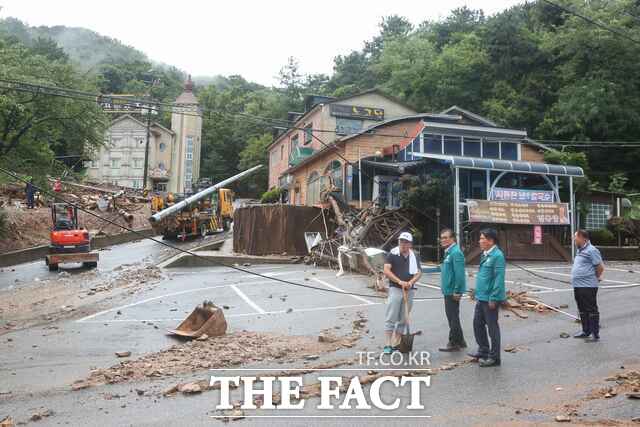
left=45, top=202, right=99, bottom=271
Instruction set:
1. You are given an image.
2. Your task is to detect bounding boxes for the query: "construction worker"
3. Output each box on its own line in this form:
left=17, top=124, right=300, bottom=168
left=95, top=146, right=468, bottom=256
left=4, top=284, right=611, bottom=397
left=469, top=228, right=505, bottom=367
left=382, top=232, right=422, bottom=354
left=437, top=228, right=467, bottom=352
left=25, top=177, right=35, bottom=209
left=572, top=229, right=604, bottom=341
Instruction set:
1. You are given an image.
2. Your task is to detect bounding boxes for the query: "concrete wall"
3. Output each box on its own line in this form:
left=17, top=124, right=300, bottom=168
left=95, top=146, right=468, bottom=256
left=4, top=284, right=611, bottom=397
left=0, top=229, right=155, bottom=267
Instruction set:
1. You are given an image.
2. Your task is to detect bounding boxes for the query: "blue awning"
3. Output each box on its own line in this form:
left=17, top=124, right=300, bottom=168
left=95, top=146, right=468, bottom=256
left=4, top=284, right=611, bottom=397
left=409, top=152, right=584, bottom=177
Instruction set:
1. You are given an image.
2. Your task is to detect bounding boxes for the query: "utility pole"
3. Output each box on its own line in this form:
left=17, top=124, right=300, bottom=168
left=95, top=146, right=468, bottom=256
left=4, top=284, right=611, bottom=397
left=142, top=103, right=152, bottom=191
left=142, top=76, right=159, bottom=192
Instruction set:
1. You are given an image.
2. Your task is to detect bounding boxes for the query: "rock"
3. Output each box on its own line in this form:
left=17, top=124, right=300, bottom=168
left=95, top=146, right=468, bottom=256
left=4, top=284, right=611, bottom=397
left=179, top=382, right=203, bottom=394
left=196, top=334, right=209, bottom=341
left=242, top=263, right=251, bottom=267
left=163, top=385, right=179, bottom=396
left=555, top=415, right=571, bottom=422
left=504, top=345, right=517, bottom=353
left=631, top=416, right=640, bottom=423
left=115, top=351, right=131, bottom=358
left=558, top=304, right=569, bottom=309
left=136, top=389, right=145, bottom=396
left=286, top=308, right=293, bottom=313
left=71, top=380, right=90, bottom=391
left=29, top=409, right=53, bottom=421
left=116, top=310, right=122, bottom=315
left=223, top=305, right=230, bottom=310
left=305, top=354, right=320, bottom=360
left=0, top=416, right=14, bottom=427
left=318, top=332, right=339, bottom=343
left=628, top=392, right=640, bottom=399
left=559, top=332, right=570, bottom=339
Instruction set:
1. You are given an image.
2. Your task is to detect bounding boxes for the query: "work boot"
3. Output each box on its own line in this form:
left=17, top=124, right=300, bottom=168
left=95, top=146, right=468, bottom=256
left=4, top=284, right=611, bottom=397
left=574, top=312, right=590, bottom=338
left=479, top=358, right=501, bottom=367
left=586, top=313, right=600, bottom=342
left=467, top=351, right=487, bottom=360
left=439, top=344, right=461, bottom=352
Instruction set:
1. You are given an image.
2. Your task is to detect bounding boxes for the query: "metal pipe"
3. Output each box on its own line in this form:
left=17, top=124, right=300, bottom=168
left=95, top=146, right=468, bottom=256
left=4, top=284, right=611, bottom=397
left=148, top=165, right=262, bottom=223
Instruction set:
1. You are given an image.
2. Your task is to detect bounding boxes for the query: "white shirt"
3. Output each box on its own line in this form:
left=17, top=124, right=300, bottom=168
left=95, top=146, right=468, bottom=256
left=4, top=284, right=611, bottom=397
left=483, top=245, right=497, bottom=257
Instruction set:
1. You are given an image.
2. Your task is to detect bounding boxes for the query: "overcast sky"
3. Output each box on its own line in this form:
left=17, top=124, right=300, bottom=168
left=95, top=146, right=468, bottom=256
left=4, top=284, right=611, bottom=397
left=1, top=0, right=524, bottom=86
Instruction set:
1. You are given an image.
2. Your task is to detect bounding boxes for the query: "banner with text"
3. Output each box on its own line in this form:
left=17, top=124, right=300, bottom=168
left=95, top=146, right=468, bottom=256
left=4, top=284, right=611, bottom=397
left=467, top=199, right=570, bottom=225
left=490, top=187, right=555, bottom=203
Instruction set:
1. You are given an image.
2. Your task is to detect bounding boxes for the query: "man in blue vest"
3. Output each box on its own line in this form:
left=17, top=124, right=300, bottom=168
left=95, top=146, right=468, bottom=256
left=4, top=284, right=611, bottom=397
left=571, top=229, right=604, bottom=341
left=469, top=228, right=506, bottom=367
left=437, top=228, right=467, bottom=352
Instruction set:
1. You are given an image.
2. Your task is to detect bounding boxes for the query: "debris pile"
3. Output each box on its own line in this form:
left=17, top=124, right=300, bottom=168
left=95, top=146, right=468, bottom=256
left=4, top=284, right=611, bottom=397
left=305, top=190, right=413, bottom=278
left=502, top=291, right=556, bottom=318
left=604, top=369, right=640, bottom=400
left=73, top=325, right=367, bottom=389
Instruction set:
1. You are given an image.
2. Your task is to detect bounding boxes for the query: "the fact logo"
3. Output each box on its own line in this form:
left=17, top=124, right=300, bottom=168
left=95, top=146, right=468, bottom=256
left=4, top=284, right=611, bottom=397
left=210, top=351, right=432, bottom=413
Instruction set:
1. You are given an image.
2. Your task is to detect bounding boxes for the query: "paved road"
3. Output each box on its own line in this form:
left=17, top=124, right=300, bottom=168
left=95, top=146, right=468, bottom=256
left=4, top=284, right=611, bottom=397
left=1, top=260, right=639, bottom=425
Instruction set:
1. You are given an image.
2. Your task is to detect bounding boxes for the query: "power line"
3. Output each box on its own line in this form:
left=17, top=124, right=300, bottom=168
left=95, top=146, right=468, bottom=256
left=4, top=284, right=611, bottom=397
left=4, top=77, right=640, bottom=149
left=0, top=164, right=446, bottom=300
left=540, top=0, right=640, bottom=45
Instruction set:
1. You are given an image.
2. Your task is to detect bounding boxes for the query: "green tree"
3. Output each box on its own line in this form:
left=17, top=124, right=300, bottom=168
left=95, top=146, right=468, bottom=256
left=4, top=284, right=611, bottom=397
left=0, top=37, right=106, bottom=180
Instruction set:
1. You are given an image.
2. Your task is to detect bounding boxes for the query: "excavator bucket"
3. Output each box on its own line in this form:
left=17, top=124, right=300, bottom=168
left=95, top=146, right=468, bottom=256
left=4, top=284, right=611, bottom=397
left=167, top=301, right=227, bottom=338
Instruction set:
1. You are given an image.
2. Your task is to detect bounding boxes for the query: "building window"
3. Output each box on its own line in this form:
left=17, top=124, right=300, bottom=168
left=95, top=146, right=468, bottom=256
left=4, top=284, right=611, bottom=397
left=463, top=137, right=481, bottom=157
left=482, top=141, right=500, bottom=159
left=280, top=145, right=284, bottom=160
left=185, top=136, right=194, bottom=192
left=111, top=137, right=121, bottom=148
left=159, top=142, right=166, bottom=152
left=111, top=180, right=119, bottom=186
left=443, top=135, right=462, bottom=156
left=585, top=202, right=612, bottom=230
left=304, top=124, right=313, bottom=145
left=336, top=118, right=363, bottom=135
left=501, top=142, right=518, bottom=160
left=132, top=180, right=141, bottom=189
left=90, top=160, right=98, bottom=169
left=290, top=134, right=299, bottom=153
left=133, top=158, right=143, bottom=169
left=424, top=134, right=443, bottom=154
left=325, top=160, right=343, bottom=193
left=154, top=183, right=167, bottom=192
left=110, top=158, right=120, bottom=169
left=135, top=138, right=144, bottom=145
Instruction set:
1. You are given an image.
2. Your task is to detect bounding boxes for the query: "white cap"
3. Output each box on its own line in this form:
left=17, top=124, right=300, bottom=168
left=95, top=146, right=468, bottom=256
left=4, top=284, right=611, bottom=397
left=398, top=232, right=413, bottom=243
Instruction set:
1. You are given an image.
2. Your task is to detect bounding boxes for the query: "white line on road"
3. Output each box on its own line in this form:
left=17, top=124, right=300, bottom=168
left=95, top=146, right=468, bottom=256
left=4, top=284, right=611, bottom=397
left=230, top=284, right=266, bottom=314
left=526, top=269, right=634, bottom=285
left=505, top=280, right=555, bottom=290
left=312, top=278, right=375, bottom=305
left=417, top=282, right=441, bottom=290
left=76, top=280, right=277, bottom=322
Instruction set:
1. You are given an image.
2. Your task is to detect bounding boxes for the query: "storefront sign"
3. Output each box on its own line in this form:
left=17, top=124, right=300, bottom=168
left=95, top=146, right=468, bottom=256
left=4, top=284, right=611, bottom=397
left=467, top=199, right=570, bottom=225
left=533, top=225, right=543, bottom=244
left=330, top=104, right=384, bottom=121
left=490, top=187, right=554, bottom=203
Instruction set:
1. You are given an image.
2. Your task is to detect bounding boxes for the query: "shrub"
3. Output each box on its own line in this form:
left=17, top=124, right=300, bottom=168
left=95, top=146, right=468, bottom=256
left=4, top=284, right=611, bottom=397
left=589, top=228, right=616, bottom=246
left=260, top=188, right=282, bottom=204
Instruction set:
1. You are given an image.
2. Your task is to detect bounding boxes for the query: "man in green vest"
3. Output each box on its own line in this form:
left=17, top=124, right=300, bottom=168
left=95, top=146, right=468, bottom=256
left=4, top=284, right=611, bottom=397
left=469, top=228, right=506, bottom=367
left=437, top=228, right=467, bottom=352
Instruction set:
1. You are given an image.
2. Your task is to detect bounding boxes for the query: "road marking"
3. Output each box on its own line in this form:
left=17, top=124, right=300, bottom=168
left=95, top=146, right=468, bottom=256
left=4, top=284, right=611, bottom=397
left=505, top=280, right=555, bottom=290
left=230, top=285, right=266, bottom=314
left=168, top=265, right=291, bottom=275
left=76, top=280, right=278, bottom=322
left=312, top=278, right=375, bottom=305
left=417, top=282, right=441, bottom=290
left=526, top=269, right=633, bottom=285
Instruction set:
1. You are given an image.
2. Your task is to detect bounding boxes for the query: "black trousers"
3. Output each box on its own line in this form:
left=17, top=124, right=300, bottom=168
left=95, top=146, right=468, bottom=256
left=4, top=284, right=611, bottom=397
left=574, top=287, right=599, bottom=334
left=473, top=301, right=501, bottom=360
left=444, top=295, right=466, bottom=347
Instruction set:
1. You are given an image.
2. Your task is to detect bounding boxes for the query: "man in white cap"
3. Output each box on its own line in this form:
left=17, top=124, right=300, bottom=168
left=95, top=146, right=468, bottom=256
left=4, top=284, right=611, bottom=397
left=382, top=231, right=422, bottom=354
